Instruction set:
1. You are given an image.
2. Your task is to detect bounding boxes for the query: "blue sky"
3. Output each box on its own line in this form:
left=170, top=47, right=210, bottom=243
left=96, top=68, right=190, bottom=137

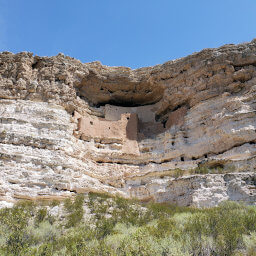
left=0, top=0, right=256, bottom=68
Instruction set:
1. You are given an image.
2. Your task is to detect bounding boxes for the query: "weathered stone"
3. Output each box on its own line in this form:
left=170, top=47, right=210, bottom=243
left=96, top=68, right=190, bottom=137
left=1, top=40, right=256, bottom=207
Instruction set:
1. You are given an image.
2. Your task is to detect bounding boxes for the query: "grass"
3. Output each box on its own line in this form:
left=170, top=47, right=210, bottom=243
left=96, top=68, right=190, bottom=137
left=0, top=194, right=255, bottom=255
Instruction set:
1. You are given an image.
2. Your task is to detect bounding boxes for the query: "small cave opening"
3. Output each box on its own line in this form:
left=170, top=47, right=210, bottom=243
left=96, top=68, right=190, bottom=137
left=105, top=99, right=156, bottom=108
left=234, top=65, right=243, bottom=71
left=180, top=156, right=184, bottom=162
left=172, top=104, right=185, bottom=112
left=32, top=61, right=39, bottom=69
left=162, top=119, right=167, bottom=128
left=90, top=99, right=159, bottom=109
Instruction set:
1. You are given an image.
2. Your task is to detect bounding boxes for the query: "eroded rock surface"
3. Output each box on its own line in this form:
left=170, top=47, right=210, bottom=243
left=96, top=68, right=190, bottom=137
left=1, top=39, right=256, bottom=207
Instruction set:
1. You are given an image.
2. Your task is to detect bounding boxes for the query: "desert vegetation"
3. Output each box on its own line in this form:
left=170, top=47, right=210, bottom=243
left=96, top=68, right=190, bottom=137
left=0, top=193, right=255, bottom=256
left=168, top=165, right=237, bottom=179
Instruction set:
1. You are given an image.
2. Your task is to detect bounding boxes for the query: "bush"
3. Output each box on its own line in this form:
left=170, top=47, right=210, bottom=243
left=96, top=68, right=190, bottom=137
left=0, top=202, right=35, bottom=255
left=35, top=208, right=47, bottom=225
left=0, top=196, right=256, bottom=255
left=172, top=168, right=184, bottom=178
left=64, top=194, right=85, bottom=228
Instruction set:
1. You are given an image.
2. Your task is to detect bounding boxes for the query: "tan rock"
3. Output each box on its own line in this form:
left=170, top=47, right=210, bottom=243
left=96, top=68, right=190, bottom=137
left=1, top=39, right=256, bottom=207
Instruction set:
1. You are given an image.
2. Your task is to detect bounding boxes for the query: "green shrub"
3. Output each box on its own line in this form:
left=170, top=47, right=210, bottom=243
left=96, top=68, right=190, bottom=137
left=1, top=196, right=256, bottom=255
left=172, top=168, right=184, bottom=178
left=50, top=200, right=60, bottom=207
left=64, top=194, right=85, bottom=228
left=0, top=202, right=35, bottom=255
left=35, top=207, right=47, bottom=225
left=191, top=166, right=210, bottom=174
left=243, top=232, right=256, bottom=256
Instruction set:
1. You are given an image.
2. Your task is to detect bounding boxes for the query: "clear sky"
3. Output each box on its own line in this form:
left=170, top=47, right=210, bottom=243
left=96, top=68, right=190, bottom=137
left=0, top=0, right=256, bottom=69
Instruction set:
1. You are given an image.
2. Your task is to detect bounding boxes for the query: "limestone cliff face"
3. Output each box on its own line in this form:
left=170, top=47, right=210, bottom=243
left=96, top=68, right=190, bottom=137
left=1, top=39, right=256, bottom=207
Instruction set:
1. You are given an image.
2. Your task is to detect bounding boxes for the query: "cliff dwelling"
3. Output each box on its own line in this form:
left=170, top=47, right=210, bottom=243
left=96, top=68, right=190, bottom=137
left=74, top=103, right=187, bottom=156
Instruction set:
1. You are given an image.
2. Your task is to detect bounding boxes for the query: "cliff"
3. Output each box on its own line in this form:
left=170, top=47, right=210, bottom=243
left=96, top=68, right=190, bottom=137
left=1, top=39, right=256, bottom=207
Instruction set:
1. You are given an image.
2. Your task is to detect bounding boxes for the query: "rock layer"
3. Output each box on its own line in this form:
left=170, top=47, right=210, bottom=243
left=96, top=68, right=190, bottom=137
left=1, top=39, right=256, bottom=207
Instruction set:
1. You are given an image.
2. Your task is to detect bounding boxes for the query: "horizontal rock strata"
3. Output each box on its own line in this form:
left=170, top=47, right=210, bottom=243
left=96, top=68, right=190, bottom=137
left=1, top=39, right=256, bottom=207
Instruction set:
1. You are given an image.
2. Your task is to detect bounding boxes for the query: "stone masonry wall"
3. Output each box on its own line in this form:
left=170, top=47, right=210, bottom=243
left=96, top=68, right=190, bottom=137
left=74, top=111, right=140, bottom=155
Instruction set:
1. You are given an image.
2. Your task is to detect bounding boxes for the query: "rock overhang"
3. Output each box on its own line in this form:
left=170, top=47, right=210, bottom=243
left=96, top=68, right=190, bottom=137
left=76, top=71, right=165, bottom=107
